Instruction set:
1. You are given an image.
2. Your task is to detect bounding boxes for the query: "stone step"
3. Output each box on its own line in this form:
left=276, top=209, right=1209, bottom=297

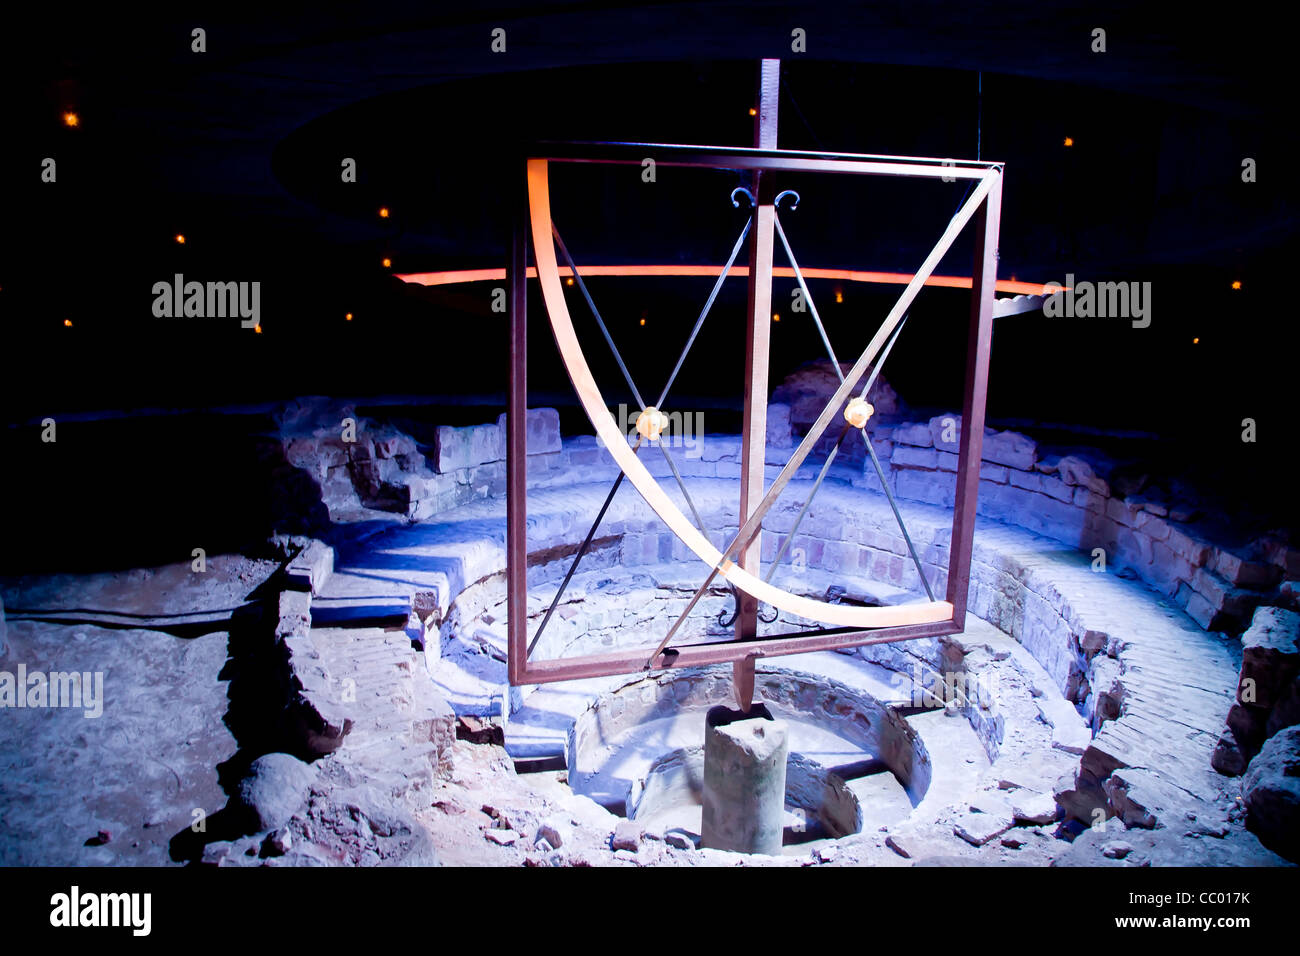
left=320, top=650, right=409, bottom=673
left=1118, top=713, right=1219, bottom=758
left=1120, top=643, right=1229, bottom=664
left=310, top=596, right=411, bottom=629
left=333, top=648, right=412, bottom=667
left=354, top=685, right=415, bottom=705
left=1104, top=766, right=1205, bottom=827
left=1121, top=695, right=1228, bottom=737
left=1118, top=672, right=1234, bottom=702
left=1089, top=720, right=1217, bottom=797
left=1085, top=721, right=1207, bottom=787
left=315, top=651, right=409, bottom=670
left=1120, top=658, right=1236, bottom=693
left=285, top=540, right=335, bottom=595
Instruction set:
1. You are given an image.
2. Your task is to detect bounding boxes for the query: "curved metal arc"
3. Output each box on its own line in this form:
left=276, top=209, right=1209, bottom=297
left=527, top=158, right=953, bottom=632
left=774, top=189, right=800, bottom=210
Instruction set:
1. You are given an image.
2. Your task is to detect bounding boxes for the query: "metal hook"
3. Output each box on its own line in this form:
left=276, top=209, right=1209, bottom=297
left=775, top=189, right=801, bottom=211
left=730, top=186, right=756, bottom=209
left=717, top=583, right=778, bottom=627
left=717, top=583, right=741, bottom=628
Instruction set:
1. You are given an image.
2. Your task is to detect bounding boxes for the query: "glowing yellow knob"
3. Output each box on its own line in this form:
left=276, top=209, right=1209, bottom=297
left=844, top=397, right=874, bottom=428
left=635, top=406, right=670, bottom=441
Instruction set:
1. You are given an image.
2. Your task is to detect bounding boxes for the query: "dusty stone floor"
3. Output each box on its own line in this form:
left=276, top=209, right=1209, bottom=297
left=0, top=620, right=234, bottom=865
left=0, top=554, right=280, bottom=865
left=0, top=539, right=1292, bottom=867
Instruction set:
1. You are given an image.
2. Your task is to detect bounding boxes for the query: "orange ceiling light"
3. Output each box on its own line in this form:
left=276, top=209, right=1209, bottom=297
left=1231, top=280, right=1242, bottom=290
left=382, top=257, right=392, bottom=268
left=379, top=207, right=390, bottom=218
left=396, top=264, right=1057, bottom=297
left=63, top=112, right=79, bottom=128
left=1063, top=136, right=1074, bottom=147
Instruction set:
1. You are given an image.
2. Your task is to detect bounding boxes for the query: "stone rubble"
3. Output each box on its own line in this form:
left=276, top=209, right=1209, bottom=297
left=235, top=752, right=317, bottom=833
left=3, top=395, right=1297, bottom=867
left=1241, top=725, right=1300, bottom=860
left=1213, top=606, right=1300, bottom=775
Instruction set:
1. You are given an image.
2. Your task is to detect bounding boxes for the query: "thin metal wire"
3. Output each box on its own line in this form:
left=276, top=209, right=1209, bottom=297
left=646, top=558, right=729, bottom=667
left=552, top=223, right=646, bottom=411
left=764, top=425, right=852, bottom=583
left=845, top=315, right=937, bottom=601
left=660, top=441, right=708, bottom=537
left=774, top=211, right=841, bottom=371
left=551, top=219, right=711, bottom=534
left=862, top=426, right=936, bottom=601
left=647, top=311, right=919, bottom=667
left=527, top=449, right=636, bottom=657
left=760, top=315, right=909, bottom=584
left=657, top=212, right=756, bottom=628
left=771, top=216, right=934, bottom=597
left=529, top=213, right=752, bottom=659
left=647, top=175, right=998, bottom=666
left=656, top=215, right=753, bottom=407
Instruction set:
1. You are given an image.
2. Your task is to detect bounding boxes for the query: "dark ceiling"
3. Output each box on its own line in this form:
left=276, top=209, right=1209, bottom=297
left=1, top=1, right=1293, bottom=465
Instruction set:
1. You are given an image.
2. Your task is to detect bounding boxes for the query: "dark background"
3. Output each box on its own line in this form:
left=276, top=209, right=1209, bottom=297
left=0, top=2, right=1294, bottom=569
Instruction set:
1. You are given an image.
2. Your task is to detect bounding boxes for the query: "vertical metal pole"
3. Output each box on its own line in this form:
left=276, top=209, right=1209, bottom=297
left=947, top=170, right=1002, bottom=627
left=507, top=162, right=530, bottom=688
left=734, top=58, right=781, bottom=709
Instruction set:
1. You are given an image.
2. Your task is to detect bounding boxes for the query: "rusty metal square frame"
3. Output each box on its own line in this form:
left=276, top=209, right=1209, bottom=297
left=508, top=142, right=1003, bottom=687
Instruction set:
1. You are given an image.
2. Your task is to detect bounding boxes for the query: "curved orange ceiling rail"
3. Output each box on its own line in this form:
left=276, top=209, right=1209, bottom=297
left=396, top=265, right=1055, bottom=297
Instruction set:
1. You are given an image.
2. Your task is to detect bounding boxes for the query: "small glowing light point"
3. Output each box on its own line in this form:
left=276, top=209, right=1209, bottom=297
left=175, top=234, right=186, bottom=244
left=1231, top=280, right=1242, bottom=290
left=345, top=312, right=353, bottom=321
left=1063, top=136, right=1074, bottom=147
left=63, top=112, right=79, bottom=127
left=63, top=319, right=72, bottom=327
left=254, top=324, right=263, bottom=334
left=635, top=406, right=671, bottom=441
left=772, top=313, right=780, bottom=322
left=1193, top=337, right=1200, bottom=344
left=749, top=107, right=757, bottom=116
left=565, top=277, right=574, bottom=286
left=834, top=290, right=843, bottom=304
left=844, top=397, right=874, bottom=428
left=639, top=317, right=646, bottom=326
left=378, top=207, right=390, bottom=218
left=382, top=258, right=392, bottom=268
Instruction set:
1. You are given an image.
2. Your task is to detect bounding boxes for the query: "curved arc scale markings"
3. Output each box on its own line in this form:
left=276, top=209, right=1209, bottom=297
left=526, top=159, right=953, bottom=630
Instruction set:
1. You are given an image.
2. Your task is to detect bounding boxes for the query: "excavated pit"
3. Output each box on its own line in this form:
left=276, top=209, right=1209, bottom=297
left=565, top=669, right=931, bottom=855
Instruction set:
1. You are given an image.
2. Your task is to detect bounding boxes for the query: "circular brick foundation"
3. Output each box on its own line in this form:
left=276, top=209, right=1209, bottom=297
left=565, top=669, right=928, bottom=850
